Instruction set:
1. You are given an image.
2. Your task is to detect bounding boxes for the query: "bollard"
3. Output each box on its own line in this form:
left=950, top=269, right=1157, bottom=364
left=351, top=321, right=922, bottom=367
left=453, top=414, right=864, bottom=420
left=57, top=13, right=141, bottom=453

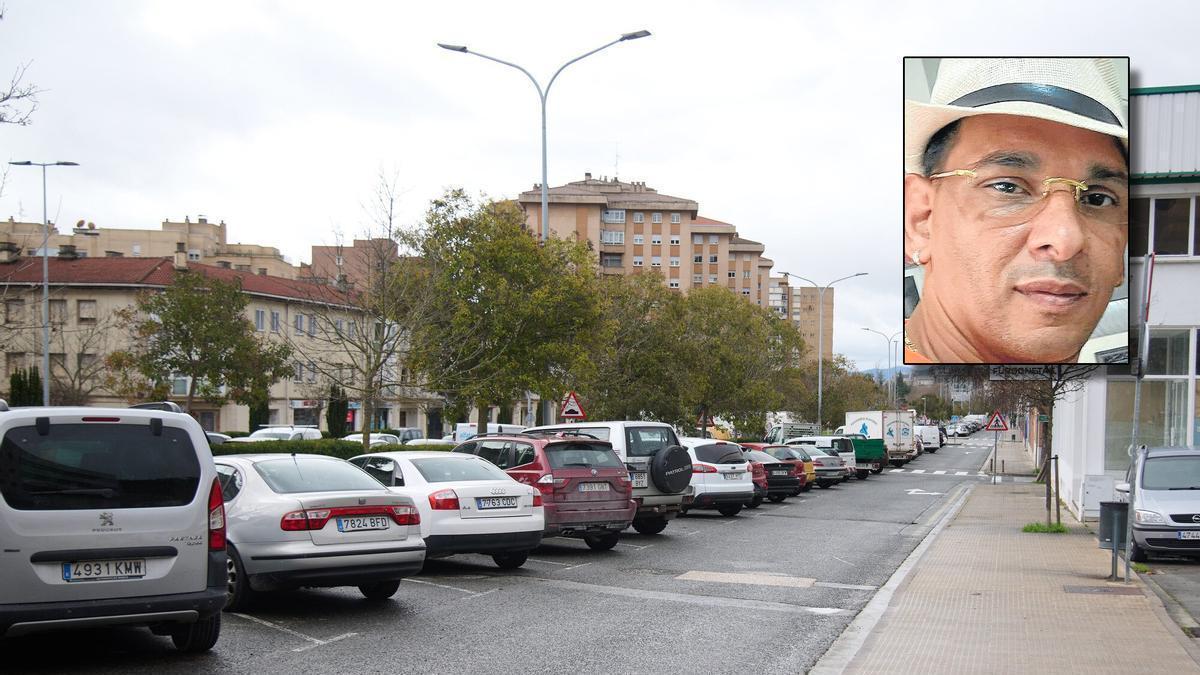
left=1002, top=459, right=1005, bottom=474
left=1053, top=455, right=1061, bottom=525
left=1111, top=510, right=1119, bottom=580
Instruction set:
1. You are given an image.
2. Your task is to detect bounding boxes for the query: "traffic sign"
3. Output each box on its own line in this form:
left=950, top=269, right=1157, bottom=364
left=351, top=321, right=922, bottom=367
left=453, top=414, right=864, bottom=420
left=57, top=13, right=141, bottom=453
left=559, top=391, right=586, bottom=419
left=984, top=411, right=1008, bottom=432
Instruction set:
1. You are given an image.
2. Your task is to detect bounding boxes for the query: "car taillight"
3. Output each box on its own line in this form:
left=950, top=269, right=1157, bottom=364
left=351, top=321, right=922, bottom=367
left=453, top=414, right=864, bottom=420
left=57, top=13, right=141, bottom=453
left=535, top=473, right=557, bottom=494
left=208, top=478, right=226, bottom=551
left=389, top=505, right=420, bottom=526
left=789, top=465, right=799, bottom=477
left=428, top=489, right=460, bottom=510
left=692, top=463, right=717, bottom=473
left=532, top=492, right=543, bottom=507
left=280, top=509, right=332, bottom=531
left=752, top=464, right=765, bottom=477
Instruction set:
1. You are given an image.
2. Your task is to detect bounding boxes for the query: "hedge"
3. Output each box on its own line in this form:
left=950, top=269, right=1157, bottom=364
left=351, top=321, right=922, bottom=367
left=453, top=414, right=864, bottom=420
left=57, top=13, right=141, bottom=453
left=211, top=439, right=454, bottom=460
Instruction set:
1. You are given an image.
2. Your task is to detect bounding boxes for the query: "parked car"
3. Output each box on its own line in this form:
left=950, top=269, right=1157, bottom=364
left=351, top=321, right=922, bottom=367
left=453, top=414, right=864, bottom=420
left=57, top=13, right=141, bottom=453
left=796, top=445, right=845, bottom=489
left=1120, top=446, right=1200, bottom=562
left=746, top=459, right=767, bottom=508
left=343, top=432, right=402, bottom=447
left=678, top=437, right=754, bottom=517
left=450, top=433, right=636, bottom=551
left=523, top=421, right=693, bottom=535
left=0, top=404, right=227, bottom=651
left=742, top=450, right=801, bottom=502
left=741, top=443, right=812, bottom=493
left=405, top=437, right=457, bottom=447
left=392, top=427, right=424, bottom=444
left=915, top=425, right=941, bottom=453
left=214, top=454, right=425, bottom=610
left=787, top=435, right=866, bottom=480
left=349, top=451, right=543, bottom=568
left=228, top=426, right=322, bottom=443
left=206, top=432, right=231, bottom=446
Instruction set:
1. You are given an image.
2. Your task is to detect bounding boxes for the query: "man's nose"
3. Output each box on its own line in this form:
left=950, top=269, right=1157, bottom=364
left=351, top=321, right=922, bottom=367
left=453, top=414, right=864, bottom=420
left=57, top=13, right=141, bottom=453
left=1026, top=189, right=1086, bottom=263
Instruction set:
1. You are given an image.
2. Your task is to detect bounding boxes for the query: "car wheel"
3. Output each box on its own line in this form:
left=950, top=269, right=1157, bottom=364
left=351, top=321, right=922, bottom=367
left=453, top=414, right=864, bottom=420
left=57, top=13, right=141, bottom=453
left=890, top=460, right=905, bottom=468
left=818, top=480, right=833, bottom=489
left=871, top=467, right=883, bottom=475
left=717, top=504, right=742, bottom=517
left=1129, top=540, right=1149, bottom=563
left=170, top=613, right=221, bottom=653
left=492, top=551, right=529, bottom=569
left=857, top=470, right=870, bottom=480
left=224, top=546, right=256, bottom=612
left=584, top=533, right=620, bottom=551
left=631, top=517, right=668, bottom=535
left=767, top=494, right=786, bottom=503
left=358, top=580, right=401, bottom=601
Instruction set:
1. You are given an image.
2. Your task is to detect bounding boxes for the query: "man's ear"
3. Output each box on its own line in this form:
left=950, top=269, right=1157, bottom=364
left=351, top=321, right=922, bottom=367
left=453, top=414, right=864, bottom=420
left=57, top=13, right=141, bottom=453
left=904, top=173, right=933, bottom=264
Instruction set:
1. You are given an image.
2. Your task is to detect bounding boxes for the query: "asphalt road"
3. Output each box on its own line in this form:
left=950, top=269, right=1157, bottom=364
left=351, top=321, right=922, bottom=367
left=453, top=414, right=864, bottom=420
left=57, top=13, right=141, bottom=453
left=2, top=434, right=1001, bottom=674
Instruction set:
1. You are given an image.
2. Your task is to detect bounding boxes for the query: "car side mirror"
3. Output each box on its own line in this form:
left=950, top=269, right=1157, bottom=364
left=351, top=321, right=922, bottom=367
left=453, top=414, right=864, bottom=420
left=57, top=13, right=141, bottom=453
left=1115, top=482, right=1130, bottom=495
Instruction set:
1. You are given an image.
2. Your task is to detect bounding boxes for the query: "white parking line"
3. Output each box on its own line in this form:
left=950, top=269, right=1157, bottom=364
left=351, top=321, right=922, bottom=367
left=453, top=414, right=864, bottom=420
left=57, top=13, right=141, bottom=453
left=814, top=581, right=878, bottom=591
left=832, top=556, right=855, bottom=566
left=562, top=562, right=593, bottom=571
left=615, top=542, right=654, bottom=550
left=403, top=577, right=477, bottom=594
left=955, top=471, right=969, bottom=476
left=230, top=612, right=358, bottom=652
left=889, top=469, right=904, bottom=473
left=933, top=470, right=946, bottom=475
left=293, top=632, right=356, bottom=653
left=526, top=558, right=570, bottom=566
left=910, top=469, right=926, bottom=474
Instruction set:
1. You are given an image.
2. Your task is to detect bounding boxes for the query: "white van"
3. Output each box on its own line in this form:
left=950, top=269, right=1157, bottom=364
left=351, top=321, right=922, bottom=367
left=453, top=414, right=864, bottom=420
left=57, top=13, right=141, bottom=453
left=914, top=425, right=942, bottom=452
left=786, top=435, right=863, bottom=480
left=455, top=422, right=526, bottom=442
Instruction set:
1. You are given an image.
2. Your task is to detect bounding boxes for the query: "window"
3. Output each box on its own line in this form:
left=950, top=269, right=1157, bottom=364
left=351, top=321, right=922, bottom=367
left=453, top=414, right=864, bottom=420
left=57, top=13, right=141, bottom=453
left=651, top=234, right=662, bottom=245
left=6, top=353, right=26, bottom=379
left=625, top=426, right=678, bottom=458
left=633, top=256, right=644, bottom=267
left=307, top=361, right=317, bottom=383
left=254, top=457, right=386, bottom=494
left=187, top=249, right=201, bottom=262
left=693, top=255, right=703, bottom=263
left=651, top=256, right=662, bottom=267
left=48, top=299, right=66, bottom=325
left=1147, top=329, right=1190, bottom=375
left=1154, top=198, right=1192, bottom=255
left=668, top=280, right=680, bottom=289
left=633, top=212, right=644, bottom=224
left=294, top=314, right=305, bottom=335
left=728, top=271, right=737, bottom=278
left=131, top=244, right=141, bottom=257
left=669, top=257, right=680, bottom=267
left=709, top=255, right=718, bottom=264
left=601, top=209, right=626, bottom=224
left=171, top=375, right=189, bottom=396
left=73, top=300, right=97, bottom=324
left=254, top=309, right=265, bottom=332
left=335, top=255, right=344, bottom=267
left=335, top=318, right=344, bottom=335
left=292, top=361, right=304, bottom=383
left=693, top=274, right=702, bottom=284
left=744, top=270, right=752, bottom=279
left=742, top=288, right=752, bottom=296
left=308, top=314, right=317, bottom=336
left=49, top=353, right=65, bottom=374
left=601, top=254, right=623, bottom=268
left=709, top=275, right=717, bottom=283
left=693, top=234, right=703, bottom=244
left=77, top=353, right=97, bottom=373
left=671, top=213, right=681, bottom=224
left=1131, top=199, right=1150, bottom=257
left=601, top=230, right=625, bottom=245
left=652, top=213, right=662, bottom=224
left=410, top=456, right=509, bottom=483
left=1105, top=379, right=1189, bottom=471
left=270, top=310, right=280, bottom=332
left=633, top=234, right=644, bottom=245
left=669, top=235, right=680, bottom=245
left=709, top=235, right=719, bottom=244
left=4, top=300, right=22, bottom=325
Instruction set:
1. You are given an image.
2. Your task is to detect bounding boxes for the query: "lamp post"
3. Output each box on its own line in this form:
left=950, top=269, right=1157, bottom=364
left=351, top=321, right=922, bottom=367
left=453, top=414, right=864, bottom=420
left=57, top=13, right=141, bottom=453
left=8, top=160, right=79, bottom=407
left=779, top=271, right=867, bottom=430
left=438, top=31, right=651, bottom=243
left=862, top=328, right=901, bottom=409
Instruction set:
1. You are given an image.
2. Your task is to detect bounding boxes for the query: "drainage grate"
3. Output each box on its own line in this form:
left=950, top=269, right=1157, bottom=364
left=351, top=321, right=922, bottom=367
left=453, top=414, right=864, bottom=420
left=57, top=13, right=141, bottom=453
left=1063, top=585, right=1143, bottom=596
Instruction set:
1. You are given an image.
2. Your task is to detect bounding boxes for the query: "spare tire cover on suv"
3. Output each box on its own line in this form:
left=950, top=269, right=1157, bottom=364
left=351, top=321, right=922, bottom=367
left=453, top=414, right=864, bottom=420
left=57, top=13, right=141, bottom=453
left=650, top=445, right=692, bottom=493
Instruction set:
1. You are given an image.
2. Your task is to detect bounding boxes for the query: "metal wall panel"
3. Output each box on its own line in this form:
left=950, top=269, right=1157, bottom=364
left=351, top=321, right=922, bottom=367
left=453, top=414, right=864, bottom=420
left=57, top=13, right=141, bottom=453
left=1132, top=91, right=1200, bottom=175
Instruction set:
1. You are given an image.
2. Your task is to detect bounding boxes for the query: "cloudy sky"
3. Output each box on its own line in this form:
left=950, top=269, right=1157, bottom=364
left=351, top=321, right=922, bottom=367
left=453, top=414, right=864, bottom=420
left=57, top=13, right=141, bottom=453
left=2, top=0, right=1197, bottom=371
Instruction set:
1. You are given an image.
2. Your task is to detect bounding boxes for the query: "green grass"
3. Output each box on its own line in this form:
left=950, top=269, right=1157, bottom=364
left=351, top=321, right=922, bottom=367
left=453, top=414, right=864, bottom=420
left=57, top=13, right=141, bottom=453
left=1132, top=562, right=1151, bottom=574
left=1022, top=522, right=1069, bottom=534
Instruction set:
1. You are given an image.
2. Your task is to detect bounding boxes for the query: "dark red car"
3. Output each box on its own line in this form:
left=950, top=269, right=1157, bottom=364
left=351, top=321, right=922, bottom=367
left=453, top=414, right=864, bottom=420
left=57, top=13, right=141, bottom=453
left=741, top=449, right=802, bottom=505
left=452, top=433, right=636, bottom=551
left=742, top=443, right=809, bottom=495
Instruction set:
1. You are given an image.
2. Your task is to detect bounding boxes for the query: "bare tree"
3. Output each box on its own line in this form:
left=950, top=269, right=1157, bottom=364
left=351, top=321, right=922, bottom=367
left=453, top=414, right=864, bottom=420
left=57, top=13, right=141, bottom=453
left=0, top=6, right=40, bottom=128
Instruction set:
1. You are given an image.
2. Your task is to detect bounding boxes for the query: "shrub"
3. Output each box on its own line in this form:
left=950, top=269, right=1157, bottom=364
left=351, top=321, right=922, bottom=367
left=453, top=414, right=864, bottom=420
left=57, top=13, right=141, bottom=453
left=211, top=439, right=453, bottom=460
left=1022, top=522, right=1069, bottom=534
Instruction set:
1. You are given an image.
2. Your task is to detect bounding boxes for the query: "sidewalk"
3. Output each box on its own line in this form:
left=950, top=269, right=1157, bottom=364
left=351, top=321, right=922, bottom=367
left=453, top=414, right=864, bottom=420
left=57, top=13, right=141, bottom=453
left=820, top=482, right=1200, bottom=674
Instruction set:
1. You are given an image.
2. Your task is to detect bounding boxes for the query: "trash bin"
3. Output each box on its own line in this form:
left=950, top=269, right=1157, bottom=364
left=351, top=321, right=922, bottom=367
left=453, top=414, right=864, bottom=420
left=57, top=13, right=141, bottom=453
left=1098, top=501, right=1128, bottom=551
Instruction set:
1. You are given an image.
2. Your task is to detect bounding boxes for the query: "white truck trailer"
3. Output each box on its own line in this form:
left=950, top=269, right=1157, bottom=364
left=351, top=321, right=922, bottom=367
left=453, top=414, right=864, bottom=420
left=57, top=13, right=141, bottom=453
left=842, top=410, right=916, bottom=465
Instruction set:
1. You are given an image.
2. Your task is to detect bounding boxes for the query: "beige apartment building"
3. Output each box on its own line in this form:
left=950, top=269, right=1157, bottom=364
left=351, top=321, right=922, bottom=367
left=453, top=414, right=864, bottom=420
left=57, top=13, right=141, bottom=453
left=0, top=215, right=296, bottom=278
left=302, top=237, right=399, bottom=287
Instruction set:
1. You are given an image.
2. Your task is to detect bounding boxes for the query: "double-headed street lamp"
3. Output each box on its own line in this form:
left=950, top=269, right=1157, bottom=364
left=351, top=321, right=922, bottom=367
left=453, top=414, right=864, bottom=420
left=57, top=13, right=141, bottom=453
left=779, top=271, right=867, bottom=430
left=438, top=31, right=651, bottom=243
left=8, top=160, right=79, bottom=407
left=862, top=327, right=901, bottom=409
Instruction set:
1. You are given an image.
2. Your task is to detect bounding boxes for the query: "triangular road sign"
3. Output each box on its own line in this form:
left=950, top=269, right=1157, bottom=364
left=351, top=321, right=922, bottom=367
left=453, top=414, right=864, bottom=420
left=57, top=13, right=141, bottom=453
left=559, top=391, right=586, bottom=419
left=984, top=411, right=1009, bottom=432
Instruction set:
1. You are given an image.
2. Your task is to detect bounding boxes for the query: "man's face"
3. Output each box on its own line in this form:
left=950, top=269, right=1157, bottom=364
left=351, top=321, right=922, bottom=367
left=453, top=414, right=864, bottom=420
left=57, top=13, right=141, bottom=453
left=921, top=114, right=1128, bottom=362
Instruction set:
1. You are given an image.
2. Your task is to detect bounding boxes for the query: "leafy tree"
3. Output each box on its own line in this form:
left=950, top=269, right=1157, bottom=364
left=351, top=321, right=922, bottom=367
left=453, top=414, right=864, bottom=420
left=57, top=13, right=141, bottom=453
left=8, top=366, right=39, bottom=406
left=326, top=384, right=349, bottom=438
left=115, top=272, right=293, bottom=412
left=895, top=371, right=911, bottom=401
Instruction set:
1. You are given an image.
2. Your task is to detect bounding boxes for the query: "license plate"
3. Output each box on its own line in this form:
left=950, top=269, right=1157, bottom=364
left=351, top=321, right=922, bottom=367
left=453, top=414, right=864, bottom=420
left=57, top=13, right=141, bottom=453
left=723, top=472, right=744, bottom=480
left=62, top=559, right=145, bottom=582
left=579, top=482, right=610, bottom=492
left=772, top=470, right=789, bottom=476
left=477, top=496, right=519, bottom=509
left=337, top=516, right=390, bottom=532
left=1178, top=531, right=1200, bottom=540
left=630, top=472, right=648, bottom=488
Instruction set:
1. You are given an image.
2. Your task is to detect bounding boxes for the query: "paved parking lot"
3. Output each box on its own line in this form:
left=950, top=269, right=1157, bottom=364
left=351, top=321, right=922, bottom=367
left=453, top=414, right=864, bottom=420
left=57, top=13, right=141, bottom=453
left=2, top=439, right=995, bottom=674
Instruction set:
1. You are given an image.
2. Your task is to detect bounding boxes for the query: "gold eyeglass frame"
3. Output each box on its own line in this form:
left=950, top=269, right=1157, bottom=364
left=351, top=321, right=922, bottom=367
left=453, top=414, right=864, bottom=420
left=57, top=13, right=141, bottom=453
left=929, top=168, right=1090, bottom=201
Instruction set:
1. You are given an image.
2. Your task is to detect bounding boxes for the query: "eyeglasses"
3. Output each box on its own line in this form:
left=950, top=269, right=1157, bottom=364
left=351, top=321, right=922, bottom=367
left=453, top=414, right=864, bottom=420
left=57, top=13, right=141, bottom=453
left=929, top=168, right=1128, bottom=227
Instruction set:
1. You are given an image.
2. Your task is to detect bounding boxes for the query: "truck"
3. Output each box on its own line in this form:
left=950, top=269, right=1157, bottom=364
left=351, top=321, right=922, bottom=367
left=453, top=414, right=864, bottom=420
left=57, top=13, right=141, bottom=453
left=841, top=410, right=916, bottom=466
left=764, top=421, right=820, bottom=445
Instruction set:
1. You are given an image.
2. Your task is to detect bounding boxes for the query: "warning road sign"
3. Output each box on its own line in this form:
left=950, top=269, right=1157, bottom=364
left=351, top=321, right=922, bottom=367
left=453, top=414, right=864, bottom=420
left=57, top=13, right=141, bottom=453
left=984, top=411, right=1008, bottom=432
left=559, top=391, right=586, bottom=419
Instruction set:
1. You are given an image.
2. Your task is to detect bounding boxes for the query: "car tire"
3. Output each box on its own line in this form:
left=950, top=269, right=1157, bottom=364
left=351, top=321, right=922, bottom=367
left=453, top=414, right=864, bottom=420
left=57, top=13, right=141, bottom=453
left=631, top=516, right=669, bottom=535
left=1129, top=540, right=1149, bottom=563
left=857, top=469, right=870, bottom=480
left=171, top=613, right=221, bottom=653
left=584, top=533, right=620, bottom=551
left=492, top=551, right=530, bottom=569
left=224, top=546, right=256, bottom=612
left=802, top=484, right=813, bottom=492
left=358, top=580, right=401, bottom=601
left=717, top=504, right=742, bottom=517
left=817, top=480, right=833, bottom=489
left=649, top=445, right=693, bottom=493
left=871, top=467, right=883, bottom=475
left=890, top=460, right=905, bottom=468
left=745, top=495, right=762, bottom=509
left=767, top=494, right=786, bottom=503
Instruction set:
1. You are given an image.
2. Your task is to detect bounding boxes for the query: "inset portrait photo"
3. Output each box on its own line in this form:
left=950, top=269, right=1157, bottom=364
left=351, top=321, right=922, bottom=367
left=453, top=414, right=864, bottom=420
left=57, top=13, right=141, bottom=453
left=903, top=57, right=1130, bottom=365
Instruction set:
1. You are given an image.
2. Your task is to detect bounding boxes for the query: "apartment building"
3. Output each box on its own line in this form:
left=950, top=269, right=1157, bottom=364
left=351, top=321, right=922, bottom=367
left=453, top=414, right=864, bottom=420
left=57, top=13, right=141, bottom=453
left=303, top=237, right=399, bottom=287
left=0, top=215, right=296, bottom=278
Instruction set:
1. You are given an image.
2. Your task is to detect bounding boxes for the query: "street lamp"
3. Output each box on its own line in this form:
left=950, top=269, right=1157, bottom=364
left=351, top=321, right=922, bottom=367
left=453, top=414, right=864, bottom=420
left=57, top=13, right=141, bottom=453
left=8, top=160, right=79, bottom=407
left=779, top=271, right=867, bottom=430
left=862, top=327, right=901, bottom=409
left=438, top=31, right=651, bottom=243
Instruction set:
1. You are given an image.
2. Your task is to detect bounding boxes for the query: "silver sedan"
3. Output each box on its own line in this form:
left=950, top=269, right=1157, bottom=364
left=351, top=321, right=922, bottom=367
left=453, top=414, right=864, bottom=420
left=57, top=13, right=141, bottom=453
left=214, top=454, right=426, bottom=610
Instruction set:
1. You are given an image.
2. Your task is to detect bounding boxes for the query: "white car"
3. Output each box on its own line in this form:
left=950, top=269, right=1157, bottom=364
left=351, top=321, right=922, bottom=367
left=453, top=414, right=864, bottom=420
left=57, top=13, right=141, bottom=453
left=214, top=454, right=425, bottom=610
left=348, top=451, right=543, bottom=569
left=678, top=437, right=754, bottom=517
left=343, top=433, right=401, bottom=447
left=227, top=426, right=323, bottom=443
left=404, top=437, right=456, bottom=447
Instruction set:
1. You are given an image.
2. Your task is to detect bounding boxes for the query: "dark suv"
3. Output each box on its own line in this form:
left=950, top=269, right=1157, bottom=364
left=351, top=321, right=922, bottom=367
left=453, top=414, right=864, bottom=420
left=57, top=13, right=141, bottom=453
left=452, top=434, right=637, bottom=550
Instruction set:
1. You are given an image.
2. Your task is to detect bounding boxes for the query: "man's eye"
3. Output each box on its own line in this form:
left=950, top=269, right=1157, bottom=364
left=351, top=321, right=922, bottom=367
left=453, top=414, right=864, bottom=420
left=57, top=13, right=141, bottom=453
left=984, top=181, right=1025, bottom=196
left=1081, top=192, right=1117, bottom=207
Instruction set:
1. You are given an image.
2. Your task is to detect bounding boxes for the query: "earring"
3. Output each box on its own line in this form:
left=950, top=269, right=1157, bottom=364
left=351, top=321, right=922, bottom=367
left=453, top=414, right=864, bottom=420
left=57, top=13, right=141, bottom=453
left=911, top=249, right=922, bottom=265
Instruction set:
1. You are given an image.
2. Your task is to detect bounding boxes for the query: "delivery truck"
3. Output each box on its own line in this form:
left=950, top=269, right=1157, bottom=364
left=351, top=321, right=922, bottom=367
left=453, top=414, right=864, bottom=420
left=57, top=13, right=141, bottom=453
left=841, top=410, right=915, bottom=466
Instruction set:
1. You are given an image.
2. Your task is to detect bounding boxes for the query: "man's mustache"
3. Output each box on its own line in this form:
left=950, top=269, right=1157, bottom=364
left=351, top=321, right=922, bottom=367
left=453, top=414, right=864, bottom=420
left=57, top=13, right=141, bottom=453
left=1004, top=261, right=1090, bottom=289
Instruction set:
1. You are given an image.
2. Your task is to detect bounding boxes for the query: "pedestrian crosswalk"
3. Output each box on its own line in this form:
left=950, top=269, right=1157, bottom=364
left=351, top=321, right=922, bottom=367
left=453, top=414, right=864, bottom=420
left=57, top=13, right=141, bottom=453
left=888, top=468, right=1003, bottom=480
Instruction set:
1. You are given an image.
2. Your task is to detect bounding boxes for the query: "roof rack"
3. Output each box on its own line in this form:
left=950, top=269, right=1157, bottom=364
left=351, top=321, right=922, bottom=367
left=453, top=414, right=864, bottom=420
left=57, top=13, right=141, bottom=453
left=129, top=401, right=184, bottom=413
left=465, top=431, right=604, bottom=441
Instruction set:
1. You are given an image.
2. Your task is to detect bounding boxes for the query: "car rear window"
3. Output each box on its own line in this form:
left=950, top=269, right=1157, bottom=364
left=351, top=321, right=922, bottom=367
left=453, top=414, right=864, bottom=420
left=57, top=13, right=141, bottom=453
left=544, top=442, right=623, bottom=469
left=254, top=457, right=385, bottom=493
left=0, top=423, right=200, bottom=510
left=693, top=443, right=746, bottom=464
left=410, top=456, right=511, bottom=483
left=625, top=427, right=677, bottom=458
left=833, top=438, right=855, bottom=454
left=743, top=450, right=778, bottom=463
left=764, top=446, right=799, bottom=461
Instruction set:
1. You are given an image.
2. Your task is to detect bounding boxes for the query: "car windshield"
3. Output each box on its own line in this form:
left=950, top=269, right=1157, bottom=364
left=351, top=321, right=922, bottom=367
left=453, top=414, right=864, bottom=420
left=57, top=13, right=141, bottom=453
left=801, top=446, right=828, bottom=457
left=254, top=457, right=385, bottom=493
left=544, top=442, right=624, bottom=469
left=1142, top=456, right=1200, bottom=490
left=251, top=431, right=292, bottom=440
left=693, top=443, right=746, bottom=464
left=764, top=446, right=799, bottom=461
left=410, top=456, right=511, bottom=483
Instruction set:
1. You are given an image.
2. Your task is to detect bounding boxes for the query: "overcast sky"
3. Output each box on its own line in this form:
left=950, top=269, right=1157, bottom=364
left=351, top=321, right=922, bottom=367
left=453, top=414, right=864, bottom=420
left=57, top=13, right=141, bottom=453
left=2, top=0, right=1196, bottom=371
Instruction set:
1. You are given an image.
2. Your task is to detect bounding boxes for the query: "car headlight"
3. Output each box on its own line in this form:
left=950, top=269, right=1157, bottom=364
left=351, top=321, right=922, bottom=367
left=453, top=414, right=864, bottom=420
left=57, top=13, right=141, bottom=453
left=1134, top=509, right=1166, bottom=525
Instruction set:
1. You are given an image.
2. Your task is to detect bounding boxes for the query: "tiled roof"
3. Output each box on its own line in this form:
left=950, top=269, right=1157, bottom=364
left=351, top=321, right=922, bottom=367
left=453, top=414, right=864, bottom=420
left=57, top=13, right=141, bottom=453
left=693, top=216, right=735, bottom=227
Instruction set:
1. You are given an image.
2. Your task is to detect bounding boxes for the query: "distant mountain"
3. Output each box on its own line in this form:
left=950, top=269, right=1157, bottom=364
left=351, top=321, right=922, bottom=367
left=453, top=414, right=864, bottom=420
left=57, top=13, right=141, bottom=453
left=860, top=365, right=913, bottom=379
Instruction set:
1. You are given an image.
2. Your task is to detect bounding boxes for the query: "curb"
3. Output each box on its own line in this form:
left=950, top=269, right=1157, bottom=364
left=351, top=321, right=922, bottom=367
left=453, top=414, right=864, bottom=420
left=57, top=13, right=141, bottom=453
left=1140, top=570, right=1200, bottom=667
left=808, top=481, right=973, bottom=675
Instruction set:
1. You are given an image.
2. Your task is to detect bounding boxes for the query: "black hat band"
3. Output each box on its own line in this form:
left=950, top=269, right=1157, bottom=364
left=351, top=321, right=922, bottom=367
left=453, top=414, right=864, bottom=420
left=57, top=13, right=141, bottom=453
left=948, top=82, right=1122, bottom=128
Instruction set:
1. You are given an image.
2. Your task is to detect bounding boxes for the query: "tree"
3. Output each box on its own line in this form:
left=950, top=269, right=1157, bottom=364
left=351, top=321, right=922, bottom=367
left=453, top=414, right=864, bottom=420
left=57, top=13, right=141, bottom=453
left=8, top=366, right=39, bottom=406
left=326, top=383, right=349, bottom=438
left=114, top=272, right=293, bottom=412
left=0, top=7, right=38, bottom=128
left=894, top=371, right=911, bottom=401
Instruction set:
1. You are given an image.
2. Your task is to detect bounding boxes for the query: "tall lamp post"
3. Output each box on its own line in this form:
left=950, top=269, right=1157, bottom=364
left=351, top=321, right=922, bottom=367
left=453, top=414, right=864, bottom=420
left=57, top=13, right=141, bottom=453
left=779, top=271, right=867, bottom=430
left=8, top=160, right=79, bottom=407
left=862, top=328, right=901, bottom=409
left=438, top=30, right=651, bottom=243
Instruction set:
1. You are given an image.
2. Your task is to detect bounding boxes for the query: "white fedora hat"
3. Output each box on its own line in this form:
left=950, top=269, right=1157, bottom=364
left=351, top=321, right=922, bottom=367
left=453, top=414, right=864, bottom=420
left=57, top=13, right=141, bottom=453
left=905, top=58, right=1128, bottom=174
